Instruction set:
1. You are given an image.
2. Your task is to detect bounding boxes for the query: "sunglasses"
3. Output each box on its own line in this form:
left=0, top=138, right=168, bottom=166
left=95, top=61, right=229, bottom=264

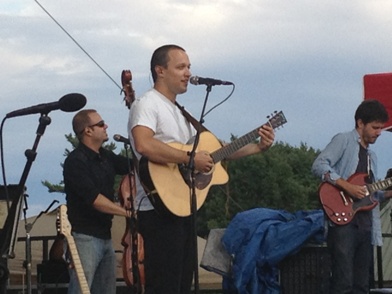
left=88, top=120, right=105, bottom=128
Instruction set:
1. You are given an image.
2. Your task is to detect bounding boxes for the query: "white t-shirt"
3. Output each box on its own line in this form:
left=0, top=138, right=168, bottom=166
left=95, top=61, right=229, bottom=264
left=128, top=88, right=196, bottom=210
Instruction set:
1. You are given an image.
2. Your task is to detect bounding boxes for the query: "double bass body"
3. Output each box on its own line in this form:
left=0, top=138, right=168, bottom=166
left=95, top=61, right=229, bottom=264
left=119, top=173, right=145, bottom=292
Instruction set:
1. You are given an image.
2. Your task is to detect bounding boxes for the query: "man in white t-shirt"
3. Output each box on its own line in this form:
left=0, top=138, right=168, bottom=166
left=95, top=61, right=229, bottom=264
left=128, top=44, right=275, bottom=294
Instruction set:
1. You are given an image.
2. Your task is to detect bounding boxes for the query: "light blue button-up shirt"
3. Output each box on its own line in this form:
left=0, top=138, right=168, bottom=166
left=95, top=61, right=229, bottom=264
left=312, top=129, right=385, bottom=246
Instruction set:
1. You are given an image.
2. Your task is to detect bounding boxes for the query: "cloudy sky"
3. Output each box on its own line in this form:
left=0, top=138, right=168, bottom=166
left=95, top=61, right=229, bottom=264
left=1, top=0, right=392, bottom=219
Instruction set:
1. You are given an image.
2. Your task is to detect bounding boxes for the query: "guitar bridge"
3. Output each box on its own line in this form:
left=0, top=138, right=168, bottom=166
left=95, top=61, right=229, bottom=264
left=339, top=191, right=349, bottom=206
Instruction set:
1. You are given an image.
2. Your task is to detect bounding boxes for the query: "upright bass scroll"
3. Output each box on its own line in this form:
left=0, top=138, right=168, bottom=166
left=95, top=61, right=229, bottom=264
left=121, top=70, right=136, bottom=109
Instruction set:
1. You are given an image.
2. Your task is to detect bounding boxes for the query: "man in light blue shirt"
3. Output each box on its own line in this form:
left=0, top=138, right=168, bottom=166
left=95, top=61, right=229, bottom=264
left=312, top=99, right=392, bottom=293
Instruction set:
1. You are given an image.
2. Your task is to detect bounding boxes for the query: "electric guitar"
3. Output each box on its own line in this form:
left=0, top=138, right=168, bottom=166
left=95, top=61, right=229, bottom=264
left=56, top=205, right=90, bottom=294
left=318, top=173, right=392, bottom=225
left=138, top=111, right=287, bottom=216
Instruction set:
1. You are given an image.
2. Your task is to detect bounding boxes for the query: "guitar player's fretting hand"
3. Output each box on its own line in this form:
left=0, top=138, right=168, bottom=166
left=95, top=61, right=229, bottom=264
left=226, top=125, right=276, bottom=160
left=257, top=125, right=275, bottom=152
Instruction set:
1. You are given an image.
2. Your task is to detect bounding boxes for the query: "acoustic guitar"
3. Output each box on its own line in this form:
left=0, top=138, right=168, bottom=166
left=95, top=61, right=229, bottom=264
left=138, top=111, right=287, bottom=216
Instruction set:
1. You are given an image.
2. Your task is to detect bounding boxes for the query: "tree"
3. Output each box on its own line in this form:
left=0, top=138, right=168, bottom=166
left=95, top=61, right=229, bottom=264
left=196, top=141, right=321, bottom=236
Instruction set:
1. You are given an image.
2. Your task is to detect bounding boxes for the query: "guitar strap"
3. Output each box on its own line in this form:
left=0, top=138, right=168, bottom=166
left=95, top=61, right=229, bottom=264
left=367, top=155, right=375, bottom=183
left=175, top=102, right=209, bottom=133
left=131, top=102, right=211, bottom=198
left=131, top=103, right=207, bottom=179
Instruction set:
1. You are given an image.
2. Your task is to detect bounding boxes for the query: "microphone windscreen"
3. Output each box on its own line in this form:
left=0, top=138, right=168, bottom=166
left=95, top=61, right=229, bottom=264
left=189, top=76, right=199, bottom=85
left=59, top=93, right=87, bottom=112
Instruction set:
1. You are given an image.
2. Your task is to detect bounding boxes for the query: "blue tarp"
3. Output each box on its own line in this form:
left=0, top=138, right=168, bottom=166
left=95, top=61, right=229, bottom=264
left=221, top=208, right=325, bottom=294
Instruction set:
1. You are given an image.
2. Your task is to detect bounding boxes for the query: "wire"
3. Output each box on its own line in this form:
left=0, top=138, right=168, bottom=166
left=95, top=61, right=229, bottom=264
left=32, top=0, right=237, bottom=116
left=33, top=0, right=122, bottom=91
left=204, top=84, right=236, bottom=117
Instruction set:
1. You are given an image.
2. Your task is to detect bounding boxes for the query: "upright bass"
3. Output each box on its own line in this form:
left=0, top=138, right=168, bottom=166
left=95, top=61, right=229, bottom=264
left=118, top=70, right=145, bottom=292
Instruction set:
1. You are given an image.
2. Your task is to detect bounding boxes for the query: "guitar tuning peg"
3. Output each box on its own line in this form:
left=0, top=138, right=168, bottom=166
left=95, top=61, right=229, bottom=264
left=268, top=111, right=278, bottom=118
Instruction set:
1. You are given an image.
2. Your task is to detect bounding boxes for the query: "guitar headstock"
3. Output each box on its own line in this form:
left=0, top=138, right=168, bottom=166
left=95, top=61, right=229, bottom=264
left=57, top=204, right=72, bottom=239
left=267, top=111, right=287, bottom=130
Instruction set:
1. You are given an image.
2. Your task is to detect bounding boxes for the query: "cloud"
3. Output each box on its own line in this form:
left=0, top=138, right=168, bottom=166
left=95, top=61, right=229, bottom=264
left=2, top=0, right=392, bottom=217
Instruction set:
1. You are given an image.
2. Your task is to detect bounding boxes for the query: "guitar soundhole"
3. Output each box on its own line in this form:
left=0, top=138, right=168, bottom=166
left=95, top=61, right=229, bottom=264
left=178, top=164, right=212, bottom=190
left=179, top=164, right=192, bottom=187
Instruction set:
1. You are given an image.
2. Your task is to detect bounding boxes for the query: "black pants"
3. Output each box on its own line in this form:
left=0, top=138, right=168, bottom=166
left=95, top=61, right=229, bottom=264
left=327, top=223, right=372, bottom=294
left=138, top=210, right=195, bottom=294
left=0, top=257, right=8, bottom=294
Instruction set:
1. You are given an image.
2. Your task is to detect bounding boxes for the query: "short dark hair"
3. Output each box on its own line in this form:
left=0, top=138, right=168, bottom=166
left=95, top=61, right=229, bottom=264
left=355, top=99, right=389, bottom=127
left=72, top=109, right=96, bottom=140
left=150, top=44, right=185, bottom=83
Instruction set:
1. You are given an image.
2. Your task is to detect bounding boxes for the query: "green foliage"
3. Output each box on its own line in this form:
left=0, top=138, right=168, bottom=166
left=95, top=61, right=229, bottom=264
left=197, top=141, right=321, bottom=235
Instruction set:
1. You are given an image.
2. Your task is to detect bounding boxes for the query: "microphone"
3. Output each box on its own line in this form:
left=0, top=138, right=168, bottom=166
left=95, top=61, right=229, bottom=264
left=113, top=134, right=130, bottom=145
left=6, top=93, right=87, bottom=118
left=189, top=76, right=233, bottom=86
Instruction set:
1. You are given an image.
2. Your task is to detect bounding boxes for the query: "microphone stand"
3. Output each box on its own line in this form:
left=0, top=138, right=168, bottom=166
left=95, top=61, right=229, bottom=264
left=0, top=114, right=51, bottom=294
left=187, top=84, right=212, bottom=294
left=122, top=142, right=143, bottom=294
left=23, top=200, right=58, bottom=294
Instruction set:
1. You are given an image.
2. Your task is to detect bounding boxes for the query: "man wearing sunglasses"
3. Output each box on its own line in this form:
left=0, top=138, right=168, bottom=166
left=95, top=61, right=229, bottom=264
left=63, top=109, right=132, bottom=294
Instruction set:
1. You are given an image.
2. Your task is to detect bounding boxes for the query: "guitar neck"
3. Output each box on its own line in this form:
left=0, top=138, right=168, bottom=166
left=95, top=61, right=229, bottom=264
left=211, top=128, right=259, bottom=163
left=67, top=237, right=90, bottom=294
left=58, top=205, right=90, bottom=294
left=210, top=111, right=286, bottom=163
left=368, top=177, right=392, bottom=194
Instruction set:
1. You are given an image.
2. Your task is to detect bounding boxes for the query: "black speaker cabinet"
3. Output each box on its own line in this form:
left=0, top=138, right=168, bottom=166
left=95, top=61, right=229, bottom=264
left=37, top=261, right=69, bottom=294
left=0, top=256, right=7, bottom=294
left=279, top=245, right=331, bottom=294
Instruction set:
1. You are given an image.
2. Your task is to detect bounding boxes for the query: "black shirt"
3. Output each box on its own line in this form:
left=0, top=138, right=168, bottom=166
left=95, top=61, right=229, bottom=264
left=63, top=143, right=130, bottom=239
left=352, top=144, right=372, bottom=230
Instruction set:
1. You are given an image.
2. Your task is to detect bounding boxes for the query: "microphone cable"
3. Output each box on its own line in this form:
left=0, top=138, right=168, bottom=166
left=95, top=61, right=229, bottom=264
left=204, top=84, right=235, bottom=117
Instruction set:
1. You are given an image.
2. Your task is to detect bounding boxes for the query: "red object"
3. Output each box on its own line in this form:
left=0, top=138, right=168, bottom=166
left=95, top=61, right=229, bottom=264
left=118, top=174, right=145, bottom=290
left=364, top=72, right=392, bottom=131
left=318, top=173, right=380, bottom=225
